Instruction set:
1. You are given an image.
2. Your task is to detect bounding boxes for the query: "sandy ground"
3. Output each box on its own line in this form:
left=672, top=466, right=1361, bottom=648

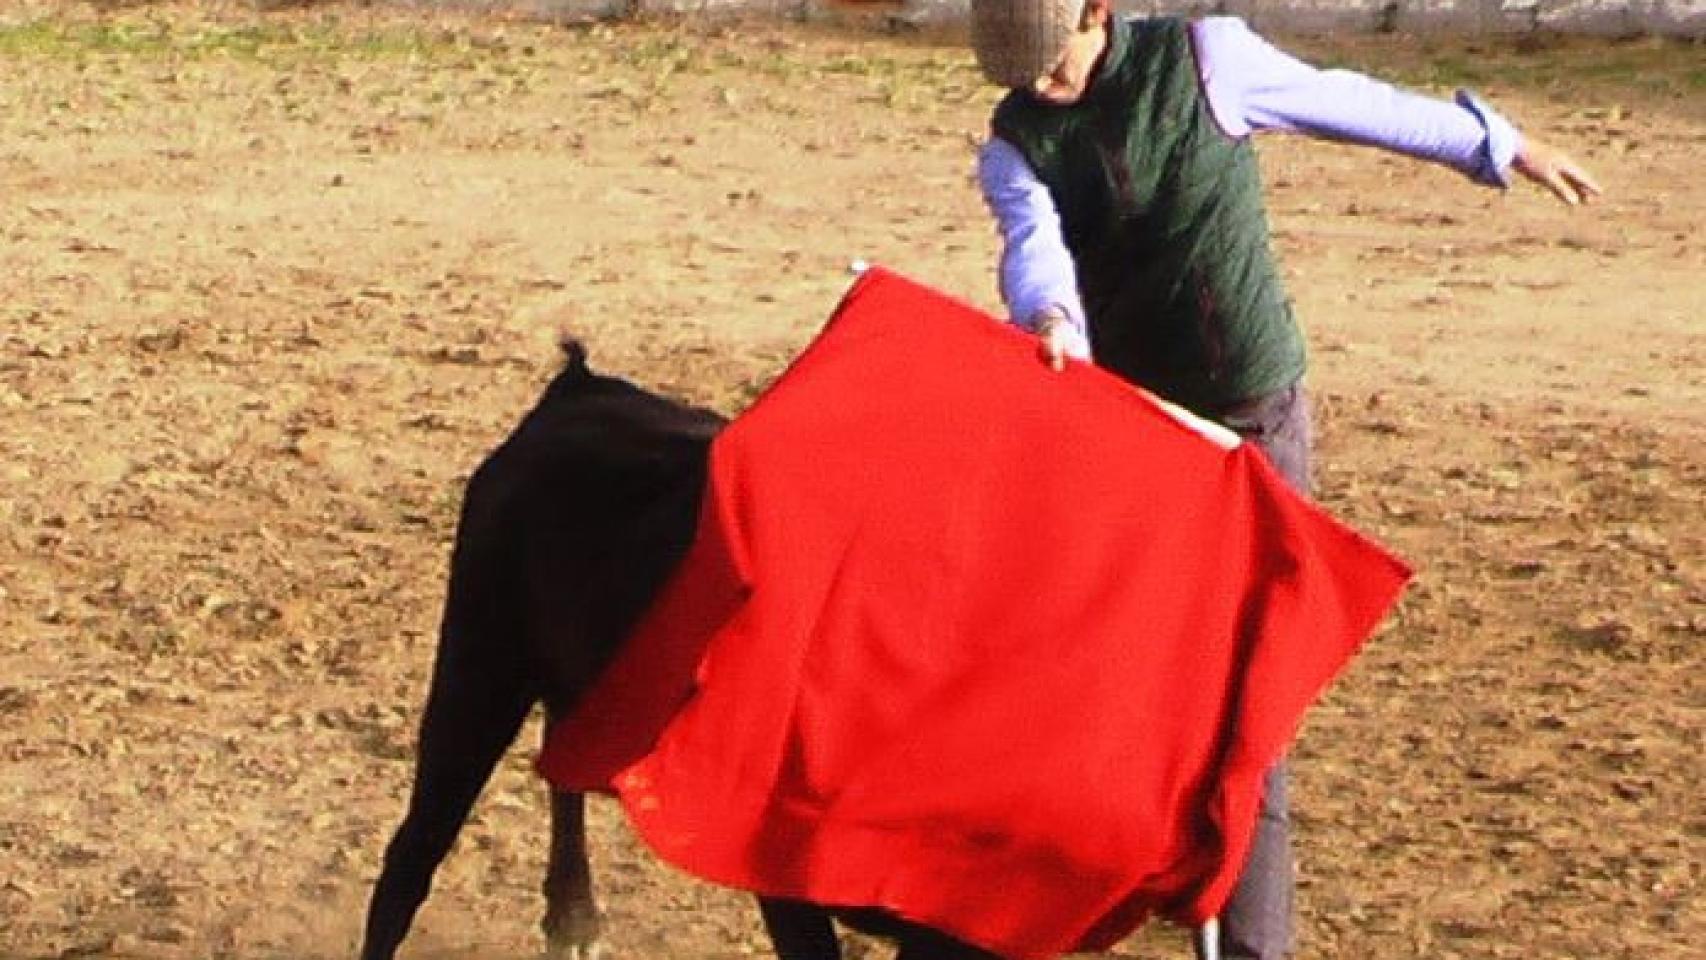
left=0, top=3, right=1700, bottom=959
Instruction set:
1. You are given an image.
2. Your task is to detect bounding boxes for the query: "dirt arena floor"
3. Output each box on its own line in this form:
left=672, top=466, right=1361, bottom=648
left=0, top=3, right=1700, bottom=958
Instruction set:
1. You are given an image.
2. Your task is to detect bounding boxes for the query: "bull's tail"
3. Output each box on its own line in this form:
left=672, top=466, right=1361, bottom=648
left=556, top=335, right=589, bottom=373
left=540, top=336, right=596, bottom=403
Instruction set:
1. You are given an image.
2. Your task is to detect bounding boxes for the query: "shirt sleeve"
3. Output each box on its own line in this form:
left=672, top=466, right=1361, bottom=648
left=1192, top=16, right=1522, bottom=187
left=976, top=137, right=1093, bottom=361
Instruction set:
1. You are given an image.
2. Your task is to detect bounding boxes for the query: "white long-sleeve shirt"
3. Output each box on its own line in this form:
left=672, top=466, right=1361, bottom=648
left=980, top=16, right=1524, bottom=360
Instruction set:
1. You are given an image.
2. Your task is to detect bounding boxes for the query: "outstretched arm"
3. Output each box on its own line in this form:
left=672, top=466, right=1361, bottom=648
left=1193, top=16, right=1600, bottom=203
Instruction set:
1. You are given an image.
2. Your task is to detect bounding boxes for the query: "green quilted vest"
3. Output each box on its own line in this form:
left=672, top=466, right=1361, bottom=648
left=992, top=16, right=1306, bottom=415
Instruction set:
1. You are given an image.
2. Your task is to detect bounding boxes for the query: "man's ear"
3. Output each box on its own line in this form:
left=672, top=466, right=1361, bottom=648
left=1081, top=0, right=1112, bottom=29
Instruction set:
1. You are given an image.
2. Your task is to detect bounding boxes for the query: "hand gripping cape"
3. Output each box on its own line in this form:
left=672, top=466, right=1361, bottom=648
left=538, top=267, right=1410, bottom=959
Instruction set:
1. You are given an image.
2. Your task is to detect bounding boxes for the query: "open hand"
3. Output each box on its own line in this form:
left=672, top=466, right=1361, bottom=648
left=1513, top=136, right=1603, bottom=206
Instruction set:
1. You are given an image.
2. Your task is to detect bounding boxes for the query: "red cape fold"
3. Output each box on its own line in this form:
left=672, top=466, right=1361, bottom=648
left=537, top=267, right=1410, bottom=959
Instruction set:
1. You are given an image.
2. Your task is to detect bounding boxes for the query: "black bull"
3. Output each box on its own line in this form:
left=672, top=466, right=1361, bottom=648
left=359, top=342, right=999, bottom=960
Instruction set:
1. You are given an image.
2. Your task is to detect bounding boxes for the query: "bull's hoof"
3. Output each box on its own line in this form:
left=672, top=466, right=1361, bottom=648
left=542, top=905, right=606, bottom=960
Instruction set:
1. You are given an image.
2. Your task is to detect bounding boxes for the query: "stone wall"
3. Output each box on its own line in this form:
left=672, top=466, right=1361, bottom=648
left=395, top=0, right=1706, bottom=34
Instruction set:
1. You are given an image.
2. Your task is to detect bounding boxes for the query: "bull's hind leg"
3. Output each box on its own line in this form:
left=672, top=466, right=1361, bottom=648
left=360, top=626, right=532, bottom=960
left=542, top=788, right=606, bottom=958
left=759, top=897, right=842, bottom=960
left=892, top=927, right=1005, bottom=960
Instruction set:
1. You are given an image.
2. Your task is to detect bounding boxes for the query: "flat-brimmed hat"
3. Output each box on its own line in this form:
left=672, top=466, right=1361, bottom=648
left=971, top=0, right=1088, bottom=89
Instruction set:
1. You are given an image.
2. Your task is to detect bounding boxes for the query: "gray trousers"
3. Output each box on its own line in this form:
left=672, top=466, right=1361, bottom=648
left=1203, top=383, right=1313, bottom=960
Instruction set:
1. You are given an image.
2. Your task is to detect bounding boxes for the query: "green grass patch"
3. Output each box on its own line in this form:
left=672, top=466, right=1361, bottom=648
left=1295, top=31, right=1706, bottom=101
left=0, top=16, right=467, bottom=64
